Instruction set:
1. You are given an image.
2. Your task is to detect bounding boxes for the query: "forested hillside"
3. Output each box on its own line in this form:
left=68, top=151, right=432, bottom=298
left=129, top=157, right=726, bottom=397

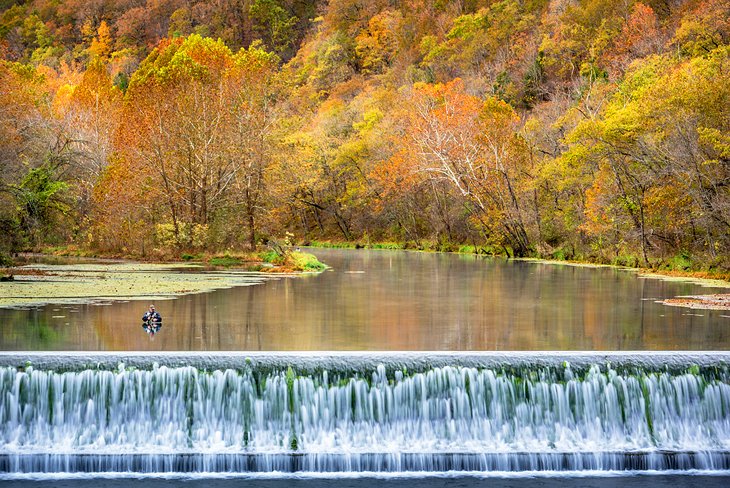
left=1, top=0, right=728, bottom=270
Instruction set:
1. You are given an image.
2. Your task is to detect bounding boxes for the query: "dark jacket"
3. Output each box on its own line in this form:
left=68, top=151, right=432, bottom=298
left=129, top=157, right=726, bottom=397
left=143, top=311, right=162, bottom=323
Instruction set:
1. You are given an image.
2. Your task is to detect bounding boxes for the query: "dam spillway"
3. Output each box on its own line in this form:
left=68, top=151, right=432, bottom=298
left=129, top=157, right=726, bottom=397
left=1, top=352, right=729, bottom=475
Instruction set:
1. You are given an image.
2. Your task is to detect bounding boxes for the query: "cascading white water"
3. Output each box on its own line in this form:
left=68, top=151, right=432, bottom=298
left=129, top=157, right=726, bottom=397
left=1, top=362, right=729, bottom=473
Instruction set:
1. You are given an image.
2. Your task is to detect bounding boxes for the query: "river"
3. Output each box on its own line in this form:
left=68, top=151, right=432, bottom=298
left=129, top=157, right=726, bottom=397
left=2, top=250, right=730, bottom=486
left=1, top=249, right=728, bottom=350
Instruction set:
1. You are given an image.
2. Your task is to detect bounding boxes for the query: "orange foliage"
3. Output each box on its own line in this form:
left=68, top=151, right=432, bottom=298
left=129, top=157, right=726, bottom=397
left=601, top=3, right=662, bottom=77
left=581, top=165, right=618, bottom=237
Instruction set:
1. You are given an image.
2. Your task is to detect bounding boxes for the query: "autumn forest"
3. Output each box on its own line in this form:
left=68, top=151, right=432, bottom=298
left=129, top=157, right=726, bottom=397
left=0, top=0, right=728, bottom=271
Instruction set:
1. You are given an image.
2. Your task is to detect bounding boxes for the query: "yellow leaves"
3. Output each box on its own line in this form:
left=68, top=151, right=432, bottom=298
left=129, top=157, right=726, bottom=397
left=643, top=181, right=692, bottom=233
left=355, top=9, right=403, bottom=75
left=419, top=35, right=439, bottom=60
left=480, top=96, right=520, bottom=136
left=353, top=108, right=384, bottom=133
left=233, top=42, right=280, bottom=75
left=698, top=127, right=730, bottom=160
left=88, top=21, right=112, bottom=60
left=129, top=35, right=236, bottom=91
left=670, top=0, right=729, bottom=58
left=581, top=164, right=616, bottom=237
left=52, top=83, right=75, bottom=116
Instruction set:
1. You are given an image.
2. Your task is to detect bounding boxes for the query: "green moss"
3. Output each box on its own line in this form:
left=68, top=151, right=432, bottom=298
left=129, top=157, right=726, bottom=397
left=612, top=254, right=640, bottom=268
left=640, top=377, right=655, bottom=443
left=286, top=366, right=296, bottom=412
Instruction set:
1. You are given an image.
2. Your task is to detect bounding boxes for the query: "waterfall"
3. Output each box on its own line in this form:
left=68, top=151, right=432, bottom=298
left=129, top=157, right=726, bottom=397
left=1, top=358, right=729, bottom=473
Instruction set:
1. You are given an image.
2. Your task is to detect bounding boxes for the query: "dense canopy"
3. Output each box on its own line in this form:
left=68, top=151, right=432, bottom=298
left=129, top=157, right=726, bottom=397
left=1, top=0, right=728, bottom=270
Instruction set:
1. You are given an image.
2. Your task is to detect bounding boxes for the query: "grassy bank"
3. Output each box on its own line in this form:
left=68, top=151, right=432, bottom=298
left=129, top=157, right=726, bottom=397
left=180, top=250, right=326, bottom=273
left=4, top=240, right=726, bottom=285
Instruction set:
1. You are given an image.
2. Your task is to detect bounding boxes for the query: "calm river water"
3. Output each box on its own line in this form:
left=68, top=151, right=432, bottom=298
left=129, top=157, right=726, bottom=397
left=1, top=249, right=728, bottom=350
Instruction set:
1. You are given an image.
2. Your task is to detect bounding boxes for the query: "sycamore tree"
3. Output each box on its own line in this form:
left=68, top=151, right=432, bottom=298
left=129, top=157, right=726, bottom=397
left=395, top=78, right=533, bottom=255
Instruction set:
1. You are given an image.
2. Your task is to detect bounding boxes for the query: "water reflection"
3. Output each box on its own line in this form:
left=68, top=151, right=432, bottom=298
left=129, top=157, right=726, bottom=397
left=0, top=249, right=729, bottom=351
left=142, top=322, right=162, bottom=338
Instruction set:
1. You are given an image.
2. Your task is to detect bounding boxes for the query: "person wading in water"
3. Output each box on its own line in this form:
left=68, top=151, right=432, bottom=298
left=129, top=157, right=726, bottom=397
left=143, top=304, right=162, bottom=324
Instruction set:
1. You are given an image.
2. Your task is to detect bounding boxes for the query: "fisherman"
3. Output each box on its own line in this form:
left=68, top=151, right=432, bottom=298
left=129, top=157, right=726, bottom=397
left=142, top=304, right=162, bottom=324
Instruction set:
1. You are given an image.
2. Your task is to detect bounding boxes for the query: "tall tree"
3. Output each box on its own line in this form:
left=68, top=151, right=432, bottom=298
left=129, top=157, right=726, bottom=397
left=116, top=34, right=281, bottom=250
left=397, top=78, right=533, bottom=255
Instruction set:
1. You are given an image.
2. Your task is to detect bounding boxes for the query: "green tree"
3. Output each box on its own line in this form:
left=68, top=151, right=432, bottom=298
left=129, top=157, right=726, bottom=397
left=249, top=0, right=299, bottom=57
left=13, top=163, right=70, bottom=248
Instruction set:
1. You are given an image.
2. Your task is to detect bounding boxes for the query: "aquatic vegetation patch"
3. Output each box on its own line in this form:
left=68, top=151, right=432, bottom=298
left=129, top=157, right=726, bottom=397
left=661, top=294, right=730, bottom=311
left=0, top=262, right=275, bottom=308
left=639, top=271, right=730, bottom=288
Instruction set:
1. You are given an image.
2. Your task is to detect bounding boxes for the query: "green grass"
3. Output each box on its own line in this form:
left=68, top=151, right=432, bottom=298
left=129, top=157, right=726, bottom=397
left=259, top=250, right=326, bottom=272
left=308, top=240, right=357, bottom=249
left=181, top=253, right=202, bottom=261
left=369, top=242, right=403, bottom=250
left=208, top=256, right=243, bottom=267
left=287, top=251, right=326, bottom=272
left=611, top=255, right=641, bottom=268
left=306, top=239, right=508, bottom=255
left=664, top=252, right=692, bottom=271
left=260, top=250, right=284, bottom=265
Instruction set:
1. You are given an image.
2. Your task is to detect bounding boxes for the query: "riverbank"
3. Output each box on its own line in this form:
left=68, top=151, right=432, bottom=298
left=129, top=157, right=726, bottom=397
left=3, top=242, right=728, bottom=311
left=2, top=248, right=325, bottom=274
left=10, top=241, right=729, bottom=284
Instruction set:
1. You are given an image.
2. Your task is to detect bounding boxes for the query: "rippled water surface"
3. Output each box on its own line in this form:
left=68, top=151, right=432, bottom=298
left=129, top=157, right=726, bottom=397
left=1, top=249, right=728, bottom=350
left=3, top=473, right=730, bottom=488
